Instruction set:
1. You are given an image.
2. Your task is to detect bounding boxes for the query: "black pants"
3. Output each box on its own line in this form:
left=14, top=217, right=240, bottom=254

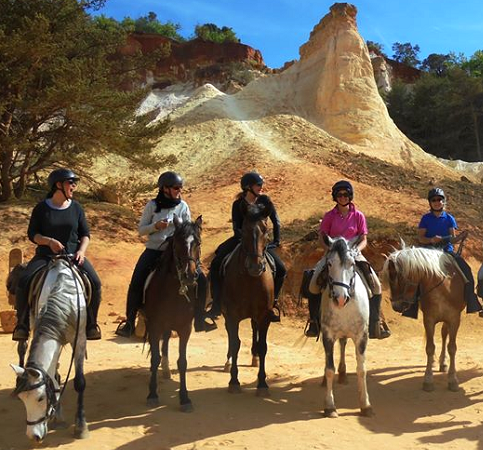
left=16, top=255, right=102, bottom=330
left=449, top=252, right=481, bottom=312
left=125, top=248, right=208, bottom=322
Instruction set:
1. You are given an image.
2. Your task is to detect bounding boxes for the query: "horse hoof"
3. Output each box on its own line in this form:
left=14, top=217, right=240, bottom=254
left=180, top=402, right=193, bottom=413
left=251, top=356, right=259, bottom=367
left=361, top=407, right=374, bottom=417
left=422, top=382, right=435, bottom=392
left=256, top=387, right=270, bottom=398
left=147, top=397, right=160, bottom=408
left=324, top=409, right=338, bottom=418
left=448, top=381, right=459, bottom=392
left=223, top=363, right=231, bottom=373
left=228, top=384, right=242, bottom=394
left=74, top=426, right=89, bottom=439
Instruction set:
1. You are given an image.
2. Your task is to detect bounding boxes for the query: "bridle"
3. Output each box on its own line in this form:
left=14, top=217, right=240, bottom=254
left=14, top=364, right=60, bottom=426
left=327, top=257, right=356, bottom=303
left=173, top=231, right=201, bottom=300
left=241, top=224, right=267, bottom=276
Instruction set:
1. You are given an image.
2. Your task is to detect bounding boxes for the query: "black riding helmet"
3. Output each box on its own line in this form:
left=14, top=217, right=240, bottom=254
left=158, top=171, right=183, bottom=189
left=47, top=168, right=79, bottom=190
left=241, top=172, right=264, bottom=190
left=428, top=187, right=445, bottom=201
left=331, top=180, right=354, bottom=202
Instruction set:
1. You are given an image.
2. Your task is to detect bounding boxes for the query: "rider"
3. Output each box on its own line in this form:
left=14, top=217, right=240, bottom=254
left=12, top=168, right=102, bottom=341
left=415, top=187, right=482, bottom=316
left=305, top=180, right=391, bottom=339
left=207, top=171, right=286, bottom=322
left=115, top=171, right=217, bottom=338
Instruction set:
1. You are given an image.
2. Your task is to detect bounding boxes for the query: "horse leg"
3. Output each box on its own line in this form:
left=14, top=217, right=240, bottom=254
left=446, top=320, right=461, bottom=392
left=147, top=334, right=161, bottom=407
left=423, top=319, right=436, bottom=392
left=322, top=333, right=337, bottom=418
left=251, top=319, right=259, bottom=367
left=17, top=340, right=28, bottom=368
left=337, top=338, right=348, bottom=385
left=439, top=323, right=448, bottom=372
left=161, top=330, right=171, bottom=379
left=226, top=319, right=242, bottom=393
left=50, top=372, right=68, bottom=430
left=224, top=321, right=232, bottom=373
left=255, top=320, right=270, bottom=397
left=73, top=349, right=89, bottom=439
left=177, top=326, right=193, bottom=412
left=354, top=336, right=372, bottom=417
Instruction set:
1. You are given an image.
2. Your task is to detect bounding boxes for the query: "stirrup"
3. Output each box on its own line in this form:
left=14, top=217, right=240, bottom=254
left=12, top=325, right=29, bottom=342
left=304, top=320, right=319, bottom=338
left=194, top=316, right=217, bottom=333
left=269, top=305, right=281, bottom=322
left=115, top=320, right=134, bottom=338
left=87, top=324, right=102, bottom=340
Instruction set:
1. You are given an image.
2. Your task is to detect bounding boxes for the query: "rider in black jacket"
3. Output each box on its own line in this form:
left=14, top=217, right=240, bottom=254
left=207, top=172, right=286, bottom=321
left=12, top=168, right=102, bottom=341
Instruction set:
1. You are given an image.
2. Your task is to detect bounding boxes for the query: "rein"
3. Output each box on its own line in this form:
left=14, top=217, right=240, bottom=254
left=172, top=236, right=200, bottom=302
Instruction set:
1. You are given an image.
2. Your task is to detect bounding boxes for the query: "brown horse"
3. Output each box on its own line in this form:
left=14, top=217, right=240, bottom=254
left=221, top=195, right=275, bottom=396
left=143, top=215, right=202, bottom=412
left=383, top=245, right=466, bottom=391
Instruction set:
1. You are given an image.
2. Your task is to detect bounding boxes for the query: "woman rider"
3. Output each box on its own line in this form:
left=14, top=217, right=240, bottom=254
left=207, top=171, right=286, bottom=321
left=305, top=180, right=391, bottom=339
left=115, top=171, right=217, bottom=337
left=12, top=168, right=102, bottom=341
left=414, top=187, right=482, bottom=317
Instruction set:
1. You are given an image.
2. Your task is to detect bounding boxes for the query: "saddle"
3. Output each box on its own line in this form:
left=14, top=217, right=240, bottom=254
left=28, top=263, right=92, bottom=314
left=220, top=244, right=276, bottom=277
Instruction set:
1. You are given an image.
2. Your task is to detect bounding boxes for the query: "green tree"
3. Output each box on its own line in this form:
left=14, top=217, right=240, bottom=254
left=366, top=40, right=386, bottom=57
left=194, top=23, right=239, bottom=44
left=420, top=53, right=451, bottom=76
left=392, top=42, right=421, bottom=68
left=0, top=0, right=170, bottom=201
left=133, top=11, right=184, bottom=41
left=462, top=50, right=483, bottom=78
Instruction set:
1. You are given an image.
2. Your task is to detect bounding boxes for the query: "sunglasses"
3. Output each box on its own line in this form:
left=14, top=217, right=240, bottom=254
left=169, top=185, right=182, bottom=191
left=336, top=192, right=349, bottom=198
left=430, top=197, right=444, bottom=202
left=65, top=179, right=78, bottom=185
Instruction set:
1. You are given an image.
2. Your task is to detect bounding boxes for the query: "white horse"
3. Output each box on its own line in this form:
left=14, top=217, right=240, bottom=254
left=11, top=256, right=89, bottom=443
left=319, top=236, right=373, bottom=418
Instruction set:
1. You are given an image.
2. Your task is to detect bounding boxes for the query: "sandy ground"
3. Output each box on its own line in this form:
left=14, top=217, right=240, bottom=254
left=1, top=238, right=483, bottom=450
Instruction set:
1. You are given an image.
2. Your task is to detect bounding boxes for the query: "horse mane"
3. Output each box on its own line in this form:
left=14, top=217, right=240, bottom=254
left=383, top=245, right=452, bottom=281
left=27, top=262, right=85, bottom=361
left=157, top=221, right=201, bottom=269
left=328, top=237, right=351, bottom=265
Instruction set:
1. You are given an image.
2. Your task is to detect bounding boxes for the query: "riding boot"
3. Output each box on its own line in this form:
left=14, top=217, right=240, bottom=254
left=193, top=276, right=217, bottom=332
left=206, top=276, right=222, bottom=319
left=12, top=306, right=30, bottom=342
left=369, top=294, right=390, bottom=339
left=86, top=299, right=102, bottom=340
left=115, top=311, right=136, bottom=338
left=465, top=283, right=482, bottom=313
left=305, top=292, right=321, bottom=337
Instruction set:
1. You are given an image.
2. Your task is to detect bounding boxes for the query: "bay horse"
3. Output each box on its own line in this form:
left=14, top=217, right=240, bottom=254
left=10, top=255, right=89, bottom=442
left=221, top=195, right=275, bottom=396
left=383, top=245, right=466, bottom=392
left=143, top=215, right=202, bottom=412
left=320, top=235, right=372, bottom=417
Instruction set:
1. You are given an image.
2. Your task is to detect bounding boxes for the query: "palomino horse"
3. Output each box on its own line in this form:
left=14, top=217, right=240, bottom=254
left=222, top=195, right=275, bottom=396
left=144, top=215, right=202, bottom=412
left=383, top=245, right=466, bottom=392
left=320, top=236, right=372, bottom=418
left=10, top=255, right=89, bottom=442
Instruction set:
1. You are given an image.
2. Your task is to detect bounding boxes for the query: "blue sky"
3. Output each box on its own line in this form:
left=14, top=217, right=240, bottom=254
left=95, top=0, right=483, bottom=68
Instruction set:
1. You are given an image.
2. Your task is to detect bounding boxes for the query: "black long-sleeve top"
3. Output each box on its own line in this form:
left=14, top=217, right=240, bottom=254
left=231, top=197, right=281, bottom=243
left=28, top=200, right=90, bottom=256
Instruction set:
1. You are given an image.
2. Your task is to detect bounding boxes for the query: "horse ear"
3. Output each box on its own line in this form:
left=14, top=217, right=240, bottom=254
left=10, top=364, right=25, bottom=378
left=173, top=214, right=183, bottom=228
left=322, top=233, right=332, bottom=248
left=195, top=215, right=202, bottom=230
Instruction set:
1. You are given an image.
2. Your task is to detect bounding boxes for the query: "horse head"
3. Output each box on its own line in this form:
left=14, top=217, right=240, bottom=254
left=323, top=235, right=359, bottom=308
left=172, top=215, right=202, bottom=291
left=10, top=364, right=59, bottom=443
left=240, top=195, right=273, bottom=277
